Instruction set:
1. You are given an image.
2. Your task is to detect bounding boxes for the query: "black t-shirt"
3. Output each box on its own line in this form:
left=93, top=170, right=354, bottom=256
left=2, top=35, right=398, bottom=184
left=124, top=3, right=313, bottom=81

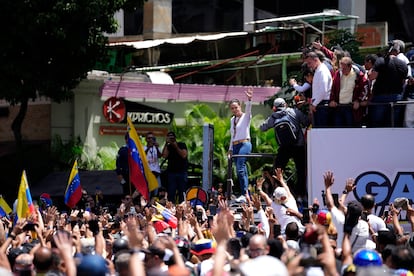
left=116, top=145, right=129, bottom=177
left=166, top=142, right=188, bottom=172
left=373, top=56, right=408, bottom=96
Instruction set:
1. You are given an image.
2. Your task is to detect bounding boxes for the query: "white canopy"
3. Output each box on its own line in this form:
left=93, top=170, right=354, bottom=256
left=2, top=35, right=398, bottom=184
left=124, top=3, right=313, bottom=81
left=109, top=31, right=248, bottom=49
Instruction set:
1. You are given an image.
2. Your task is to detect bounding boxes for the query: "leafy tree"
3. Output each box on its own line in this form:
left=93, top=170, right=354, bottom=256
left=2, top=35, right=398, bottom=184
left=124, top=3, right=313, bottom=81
left=50, top=135, right=83, bottom=170
left=325, top=29, right=364, bottom=64
left=0, top=0, right=145, bottom=150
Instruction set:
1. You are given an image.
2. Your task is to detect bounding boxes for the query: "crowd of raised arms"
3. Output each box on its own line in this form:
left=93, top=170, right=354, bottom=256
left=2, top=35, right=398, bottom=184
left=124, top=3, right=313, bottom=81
left=1, top=168, right=413, bottom=276
left=2, top=40, right=413, bottom=276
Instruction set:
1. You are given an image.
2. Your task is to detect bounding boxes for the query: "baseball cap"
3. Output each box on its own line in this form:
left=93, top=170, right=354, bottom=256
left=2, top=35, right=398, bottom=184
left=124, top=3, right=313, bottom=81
left=273, top=187, right=288, bottom=203
left=353, top=248, right=382, bottom=267
left=77, top=254, right=108, bottom=276
left=112, top=238, right=129, bottom=254
left=190, top=239, right=216, bottom=256
left=273, top=98, right=286, bottom=110
left=317, top=210, right=331, bottom=226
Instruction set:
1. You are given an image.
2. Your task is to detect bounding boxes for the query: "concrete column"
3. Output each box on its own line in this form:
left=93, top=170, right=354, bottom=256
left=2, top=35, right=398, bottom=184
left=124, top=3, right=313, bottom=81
left=338, top=0, right=365, bottom=32
left=143, top=0, right=172, bottom=40
left=244, top=0, right=254, bottom=32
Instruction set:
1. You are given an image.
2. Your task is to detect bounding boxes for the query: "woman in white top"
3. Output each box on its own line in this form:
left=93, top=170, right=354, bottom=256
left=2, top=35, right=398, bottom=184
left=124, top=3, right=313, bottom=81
left=228, top=88, right=253, bottom=196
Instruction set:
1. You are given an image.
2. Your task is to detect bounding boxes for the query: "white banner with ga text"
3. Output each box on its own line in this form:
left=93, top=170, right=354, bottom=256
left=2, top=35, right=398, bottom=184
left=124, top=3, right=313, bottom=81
left=307, top=128, right=414, bottom=216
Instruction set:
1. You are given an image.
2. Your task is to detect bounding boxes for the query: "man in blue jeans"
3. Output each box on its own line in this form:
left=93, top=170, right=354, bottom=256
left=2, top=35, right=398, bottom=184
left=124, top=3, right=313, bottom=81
left=162, top=131, right=188, bottom=203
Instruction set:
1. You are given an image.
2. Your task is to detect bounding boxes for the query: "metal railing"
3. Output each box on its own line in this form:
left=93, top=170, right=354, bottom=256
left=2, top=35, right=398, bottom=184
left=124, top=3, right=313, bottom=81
left=226, top=153, right=276, bottom=199
left=312, top=99, right=414, bottom=127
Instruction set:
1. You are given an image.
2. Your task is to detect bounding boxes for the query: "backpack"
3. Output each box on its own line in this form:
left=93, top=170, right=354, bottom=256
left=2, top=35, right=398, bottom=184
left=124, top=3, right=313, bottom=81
left=273, top=111, right=298, bottom=146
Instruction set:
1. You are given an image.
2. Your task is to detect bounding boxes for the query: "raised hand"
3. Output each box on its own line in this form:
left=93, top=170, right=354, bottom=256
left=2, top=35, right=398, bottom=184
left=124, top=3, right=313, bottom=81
left=323, top=171, right=334, bottom=188
left=245, top=87, right=253, bottom=100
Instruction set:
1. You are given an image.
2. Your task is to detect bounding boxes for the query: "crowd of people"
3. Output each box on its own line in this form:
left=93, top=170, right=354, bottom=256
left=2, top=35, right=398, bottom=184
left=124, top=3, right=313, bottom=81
left=7, top=39, right=412, bottom=276
left=1, top=169, right=413, bottom=276
left=288, top=39, right=414, bottom=128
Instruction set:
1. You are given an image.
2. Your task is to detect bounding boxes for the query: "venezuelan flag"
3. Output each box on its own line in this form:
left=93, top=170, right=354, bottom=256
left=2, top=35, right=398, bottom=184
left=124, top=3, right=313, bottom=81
left=16, top=170, right=36, bottom=220
left=64, top=160, right=82, bottom=208
left=153, top=202, right=177, bottom=228
left=127, top=116, right=158, bottom=201
left=151, top=216, right=170, bottom=233
left=0, top=196, right=11, bottom=218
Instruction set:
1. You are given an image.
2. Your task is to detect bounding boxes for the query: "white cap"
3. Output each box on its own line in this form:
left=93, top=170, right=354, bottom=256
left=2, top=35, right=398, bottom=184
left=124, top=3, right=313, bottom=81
left=273, top=98, right=286, bottom=110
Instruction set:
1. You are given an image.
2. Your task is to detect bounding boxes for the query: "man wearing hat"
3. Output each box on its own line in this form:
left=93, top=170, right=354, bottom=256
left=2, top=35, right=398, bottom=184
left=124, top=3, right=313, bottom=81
left=257, top=169, right=305, bottom=236
left=259, top=97, right=310, bottom=199
left=190, top=238, right=217, bottom=276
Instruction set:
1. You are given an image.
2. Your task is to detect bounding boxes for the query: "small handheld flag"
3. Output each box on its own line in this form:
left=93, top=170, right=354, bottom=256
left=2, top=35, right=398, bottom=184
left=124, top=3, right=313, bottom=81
left=126, top=117, right=158, bottom=201
left=64, top=160, right=82, bottom=208
left=153, top=202, right=177, bottom=229
left=16, top=170, right=36, bottom=220
left=151, top=217, right=170, bottom=233
left=0, top=196, right=12, bottom=218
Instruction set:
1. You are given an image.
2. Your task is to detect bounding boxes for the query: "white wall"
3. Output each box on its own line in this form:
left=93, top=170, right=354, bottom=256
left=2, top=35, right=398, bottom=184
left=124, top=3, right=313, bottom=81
left=307, top=128, right=414, bottom=215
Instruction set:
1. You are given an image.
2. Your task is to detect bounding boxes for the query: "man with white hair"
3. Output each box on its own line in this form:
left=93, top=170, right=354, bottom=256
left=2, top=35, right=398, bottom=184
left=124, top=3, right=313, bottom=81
left=390, top=39, right=411, bottom=77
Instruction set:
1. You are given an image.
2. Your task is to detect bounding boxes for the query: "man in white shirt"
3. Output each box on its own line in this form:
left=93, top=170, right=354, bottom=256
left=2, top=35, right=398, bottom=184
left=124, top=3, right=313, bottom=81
left=305, top=51, right=332, bottom=127
left=361, top=194, right=387, bottom=242
left=144, top=132, right=162, bottom=196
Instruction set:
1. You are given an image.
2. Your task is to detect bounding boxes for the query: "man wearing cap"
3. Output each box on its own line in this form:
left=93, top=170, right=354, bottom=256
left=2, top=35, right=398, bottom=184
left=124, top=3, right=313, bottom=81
left=141, top=245, right=169, bottom=274
left=257, top=169, right=305, bottom=235
left=259, top=97, right=310, bottom=199
left=191, top=239, right=217, bottom=276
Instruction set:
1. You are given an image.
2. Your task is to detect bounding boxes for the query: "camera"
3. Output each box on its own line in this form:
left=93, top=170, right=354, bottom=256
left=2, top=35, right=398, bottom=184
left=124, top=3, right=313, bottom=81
left=196, top=210, right=203, bottom=223
left=311, top=204, right=319, bottom=214
left=23, top=223, right=38, bottom=231
left=302, top=208, right=311, bottom=224
left=273, top=224, right=281, bottom=237
left=102, top=228, right=110, bottom=239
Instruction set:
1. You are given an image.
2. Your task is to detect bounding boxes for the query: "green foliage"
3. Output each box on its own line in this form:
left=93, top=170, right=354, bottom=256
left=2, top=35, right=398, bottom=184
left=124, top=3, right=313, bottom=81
left=0, top=0, right=146, bottom=146
left=50, top=135, right=83, bottom=170
left=51, top=135, right=119, bottom=171
left=170, top=103, right=280, bottom=186
left=0, top=0, right=126, bottom=104
left=79, top=142, right=119, bottom=170
left=325, top=29, right=364, bottom=64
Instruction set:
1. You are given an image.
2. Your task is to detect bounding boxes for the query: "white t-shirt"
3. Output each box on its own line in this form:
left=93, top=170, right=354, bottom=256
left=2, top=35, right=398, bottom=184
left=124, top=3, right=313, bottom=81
left=350, top=220, right=369, bottom=253
left=330, top=206, right=345, bottom=250
left=144, top=145, right=161, bottom=173
left=367, top=214, right=387, bottom=237
left=271, top=197, right=304, bottom=235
